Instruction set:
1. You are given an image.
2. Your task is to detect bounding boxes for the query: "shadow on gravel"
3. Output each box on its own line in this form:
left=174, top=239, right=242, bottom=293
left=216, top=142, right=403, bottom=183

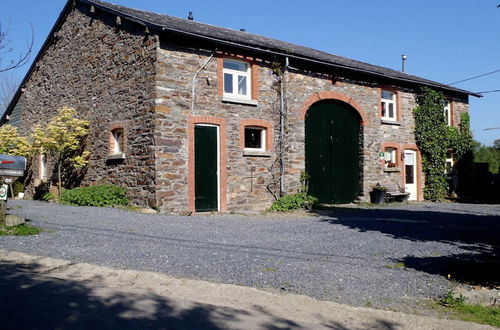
left=316, top=206, right=500, bottom=287
left=0, top=259, right=296, bottom=329
left=0, top=259, right=405, bottom=330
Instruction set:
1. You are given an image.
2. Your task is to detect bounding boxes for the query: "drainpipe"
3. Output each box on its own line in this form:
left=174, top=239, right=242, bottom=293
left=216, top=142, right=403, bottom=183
left=279, top=57, right=289, bottom=196
left=191, top=49, right=216, bottom=113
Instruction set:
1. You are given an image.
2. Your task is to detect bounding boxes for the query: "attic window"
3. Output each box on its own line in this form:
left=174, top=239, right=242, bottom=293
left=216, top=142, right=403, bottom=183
left=444, top=101, right=452, bottom=126
left=381, top=90, right=397, bottom=121
left=223, top=59, right=251, bottom=100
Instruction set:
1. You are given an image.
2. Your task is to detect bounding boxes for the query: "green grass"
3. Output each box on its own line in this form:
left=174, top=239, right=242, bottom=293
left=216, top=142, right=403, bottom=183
left=0, top=224, right=42, bottom=236
left=384, top=262, right=405, bottom=269
left=434, top=292, right=500, bottom=327
left=263, top=267, right=277, bottom=273
left=449, top=304, right=500, bottom=327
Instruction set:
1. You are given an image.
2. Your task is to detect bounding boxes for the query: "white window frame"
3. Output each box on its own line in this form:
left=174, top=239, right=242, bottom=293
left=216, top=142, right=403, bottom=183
left=445, top=157, right=454, bottom=174
left=244, top=126, right=266, bottom=152
left=223, top=59, right=251, bottom=100
left=444, top=101, right=451, bottom=126
left=381, top=90, right=397, bottom=121
left=384, top=147, right=397, bottom=167
left=111, top=128, right=124, bottom=155
left=39, top=154, right=48, bottom=181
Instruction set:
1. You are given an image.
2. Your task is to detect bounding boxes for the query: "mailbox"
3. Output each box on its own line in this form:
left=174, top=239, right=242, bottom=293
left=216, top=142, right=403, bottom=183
left=0, top=154, right=27, bottom=178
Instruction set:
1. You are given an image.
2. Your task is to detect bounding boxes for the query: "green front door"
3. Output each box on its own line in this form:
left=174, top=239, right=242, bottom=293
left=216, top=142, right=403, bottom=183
left=305, top=101, right=360, bottom=204
left=195, top=125, right=218, bottom=211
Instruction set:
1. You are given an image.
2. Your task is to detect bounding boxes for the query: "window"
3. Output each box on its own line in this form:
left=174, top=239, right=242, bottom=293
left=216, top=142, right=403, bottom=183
left=444, top=101, right=451, bottom=126
left=445, top=156, right=454, bottom=174
left=381, top=90, right=397, bottom=121
left=110, top=128, right=125, bottom=155
left=244, top=127, right=266, bottom=151
left=39, top=154, right=48, bottom=181
left=223, top=59, right=251, bottom=99
left=384, top=147, right=397, bottom=168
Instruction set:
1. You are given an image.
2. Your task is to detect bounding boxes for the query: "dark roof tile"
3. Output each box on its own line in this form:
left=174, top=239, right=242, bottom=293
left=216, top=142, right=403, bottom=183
left=85, top=0, right=477, bottom=96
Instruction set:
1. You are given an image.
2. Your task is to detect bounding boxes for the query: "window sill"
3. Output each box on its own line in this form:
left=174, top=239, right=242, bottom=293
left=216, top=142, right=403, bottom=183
left=243, top=150, right=271, bottom=157
left=380, top=119, right=401, bottom=126
left=222, top=96, right=258, bottom=106
left=384, top=167, right=401, bottom=172
left=107, top=152, right=126, bottom=160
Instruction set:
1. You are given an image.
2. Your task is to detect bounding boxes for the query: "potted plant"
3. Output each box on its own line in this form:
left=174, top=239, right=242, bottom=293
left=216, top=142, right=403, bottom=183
left=370, top=183, right=387, bottom=204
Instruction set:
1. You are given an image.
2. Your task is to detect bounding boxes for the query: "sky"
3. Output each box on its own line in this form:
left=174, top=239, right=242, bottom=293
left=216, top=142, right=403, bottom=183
left=1, top=0, right=499, bottom=146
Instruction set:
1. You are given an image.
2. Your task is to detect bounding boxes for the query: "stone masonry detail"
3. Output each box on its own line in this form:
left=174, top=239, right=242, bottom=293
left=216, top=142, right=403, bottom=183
left=15, top=4, right=158, bottom=208
left=9, top=1, right=470, bottom=213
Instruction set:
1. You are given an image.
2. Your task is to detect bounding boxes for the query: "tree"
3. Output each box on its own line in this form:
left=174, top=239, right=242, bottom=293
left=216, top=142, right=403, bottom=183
left=0, top=22, right=34, bottom=73
left=0, top=124, right=32, bottom=157
left=474, top=141, right=500, bottom=174
left=493, top=139, right=500, bottom=151
left=33, top=107, right=90, bottom=196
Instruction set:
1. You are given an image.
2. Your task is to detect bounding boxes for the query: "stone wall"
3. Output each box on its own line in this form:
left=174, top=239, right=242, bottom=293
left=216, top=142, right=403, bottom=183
left=10, top=1, right=470, bottom=212
left=154, top=43, right=282, bottom=213
left=13, top=3, right=158, bottom=207
left=153, top=37, right=469, bottom=211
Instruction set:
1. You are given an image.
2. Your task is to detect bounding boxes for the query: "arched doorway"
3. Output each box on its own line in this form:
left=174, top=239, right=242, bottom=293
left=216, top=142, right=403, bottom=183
left=305, top=100, right=361, bottom=204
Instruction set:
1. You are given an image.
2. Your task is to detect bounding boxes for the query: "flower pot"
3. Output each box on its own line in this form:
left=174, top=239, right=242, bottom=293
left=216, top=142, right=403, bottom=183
left=370, top=190, right=386, bottom=204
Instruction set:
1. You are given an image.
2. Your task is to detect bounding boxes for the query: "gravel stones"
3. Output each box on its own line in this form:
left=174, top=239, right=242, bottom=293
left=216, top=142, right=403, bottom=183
left=2, top=200, right=499, bottom=311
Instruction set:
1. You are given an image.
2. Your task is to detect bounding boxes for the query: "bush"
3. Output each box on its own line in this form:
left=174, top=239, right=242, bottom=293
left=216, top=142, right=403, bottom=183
left=270, top=193, right=318, bottom=212
left=12, top=182, right=25, bottom=196
left=42, top=192, right=56, bottom=202
left=60, top=184, right=129, bottom=207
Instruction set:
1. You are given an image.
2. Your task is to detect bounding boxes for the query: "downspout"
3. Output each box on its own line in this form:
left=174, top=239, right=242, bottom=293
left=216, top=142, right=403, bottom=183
left=191, top=49, right=216, bottom=113
left=279, top=56, right=289, bottom=196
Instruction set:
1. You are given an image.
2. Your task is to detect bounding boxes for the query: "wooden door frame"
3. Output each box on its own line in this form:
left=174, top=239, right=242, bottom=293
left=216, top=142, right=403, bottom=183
left=188, top=116, right=227, bottom=212
left=402, top=144, right=423, bottom=201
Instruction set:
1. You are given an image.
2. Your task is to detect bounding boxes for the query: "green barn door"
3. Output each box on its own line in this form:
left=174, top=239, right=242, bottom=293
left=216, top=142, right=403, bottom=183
left=195, top=125, right=218, bottom=211
left=305, top=101, right=360, bottom=204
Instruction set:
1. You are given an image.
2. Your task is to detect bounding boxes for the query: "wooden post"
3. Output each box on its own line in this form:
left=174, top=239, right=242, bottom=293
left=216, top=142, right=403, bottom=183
left=0, top=200, right=6, bottom=227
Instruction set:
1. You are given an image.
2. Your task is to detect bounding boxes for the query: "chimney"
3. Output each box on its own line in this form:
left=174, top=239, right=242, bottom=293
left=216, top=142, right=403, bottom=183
left=188, top=11, right=193, bottom=20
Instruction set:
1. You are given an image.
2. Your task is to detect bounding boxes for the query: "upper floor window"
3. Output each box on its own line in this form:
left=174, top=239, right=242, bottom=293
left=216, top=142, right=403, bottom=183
left=223, top=59, right=251, bottom=99
left=444, top=101, right=451, bottom=126
left=381, top=90, right=397, bottom=121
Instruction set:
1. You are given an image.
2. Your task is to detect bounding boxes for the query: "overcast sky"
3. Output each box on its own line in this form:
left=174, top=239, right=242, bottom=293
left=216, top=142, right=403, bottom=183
left=1, top=0, right=499, bottom=145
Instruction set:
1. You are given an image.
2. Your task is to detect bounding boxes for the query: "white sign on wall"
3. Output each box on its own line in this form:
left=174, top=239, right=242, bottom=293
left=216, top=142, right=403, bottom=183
left=0, top=184, right=7, bottom=201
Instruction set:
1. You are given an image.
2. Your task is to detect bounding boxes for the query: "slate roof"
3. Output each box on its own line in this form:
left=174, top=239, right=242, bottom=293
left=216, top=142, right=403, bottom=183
left=0, top=0, right=479, bottom=124
left=84, top=0, right=478, bottom=97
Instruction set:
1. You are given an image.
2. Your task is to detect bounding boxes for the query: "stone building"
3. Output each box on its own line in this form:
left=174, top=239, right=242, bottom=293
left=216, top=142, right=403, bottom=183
left=1, top=0, right=478, bottom=213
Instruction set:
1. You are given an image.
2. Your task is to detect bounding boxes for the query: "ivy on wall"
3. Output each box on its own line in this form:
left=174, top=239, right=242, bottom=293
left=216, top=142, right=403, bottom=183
left=413, top=87, right=472, bottom=200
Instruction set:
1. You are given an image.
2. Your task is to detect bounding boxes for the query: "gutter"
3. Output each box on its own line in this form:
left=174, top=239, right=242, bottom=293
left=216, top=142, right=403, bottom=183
left=78, top=0, right=479, bottom=97
left=1, top=0, right=481, bottom=125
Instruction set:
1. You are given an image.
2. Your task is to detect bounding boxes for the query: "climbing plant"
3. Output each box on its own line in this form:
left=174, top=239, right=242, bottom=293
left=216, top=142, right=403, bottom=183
left=414, top=87, right=473, bottom=200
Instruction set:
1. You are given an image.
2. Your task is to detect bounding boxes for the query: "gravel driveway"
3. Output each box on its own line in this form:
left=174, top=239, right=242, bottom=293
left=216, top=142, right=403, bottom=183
left=2, top=200, right=499, bottom=311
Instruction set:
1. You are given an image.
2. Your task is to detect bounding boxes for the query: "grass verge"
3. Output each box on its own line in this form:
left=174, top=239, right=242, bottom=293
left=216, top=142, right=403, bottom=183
left=434, top=292, right=500, bottom=327
left=0, top=224, right=42, bottom=236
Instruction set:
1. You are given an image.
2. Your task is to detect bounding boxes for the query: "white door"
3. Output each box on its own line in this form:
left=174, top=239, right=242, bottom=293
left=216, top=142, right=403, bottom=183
left=404, top=150, right=417, bottom=201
